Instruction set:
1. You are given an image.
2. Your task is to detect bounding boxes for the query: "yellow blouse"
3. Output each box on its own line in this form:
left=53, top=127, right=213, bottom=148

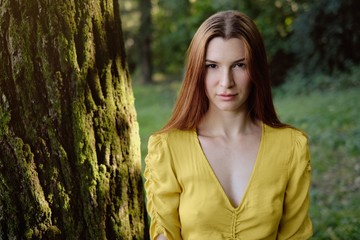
left=144, top=123, right=312, bottom=240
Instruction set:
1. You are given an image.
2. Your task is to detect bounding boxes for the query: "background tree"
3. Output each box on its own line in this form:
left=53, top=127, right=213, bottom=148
left=290, top=0, right=360, bottom=75
left=120, top=0, right=140, bottom=74
left=0, top=0, right=146, bottom=239
left=138, top=0, right=153, bottom=83
left=121, top=0, right=153, bottom=84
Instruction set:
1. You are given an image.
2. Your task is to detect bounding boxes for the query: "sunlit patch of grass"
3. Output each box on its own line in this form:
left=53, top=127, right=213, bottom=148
left=133, top=82, right=180, bottom=165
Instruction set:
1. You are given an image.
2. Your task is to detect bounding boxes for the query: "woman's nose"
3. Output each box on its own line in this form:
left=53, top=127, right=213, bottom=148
left=219, top=69, right=234, bottom=88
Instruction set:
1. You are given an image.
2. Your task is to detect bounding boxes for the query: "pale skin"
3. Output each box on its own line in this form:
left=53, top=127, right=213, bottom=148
left=155, top=37, right=261, bottom=240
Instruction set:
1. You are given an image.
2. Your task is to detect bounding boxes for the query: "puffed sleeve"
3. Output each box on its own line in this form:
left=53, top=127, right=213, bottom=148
left=144, top=133, right=182, bottom=240
left=277, top=130, right=313, bottom=239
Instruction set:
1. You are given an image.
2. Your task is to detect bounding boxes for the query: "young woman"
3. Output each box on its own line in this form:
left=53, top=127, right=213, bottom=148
left=144, top=10, right=312, bottom=240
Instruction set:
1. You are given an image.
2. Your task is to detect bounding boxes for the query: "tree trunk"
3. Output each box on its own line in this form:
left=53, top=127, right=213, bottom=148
left=0, top=0, right=146, bottom=239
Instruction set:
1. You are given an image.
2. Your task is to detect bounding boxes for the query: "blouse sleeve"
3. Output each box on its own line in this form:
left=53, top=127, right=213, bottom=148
left=277, top=130, right=313, bottom=239
left=144, top=133, right=182, bottom=240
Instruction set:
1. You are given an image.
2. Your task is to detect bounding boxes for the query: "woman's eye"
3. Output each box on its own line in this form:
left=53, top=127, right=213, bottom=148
left=206, top=64, right=217, bottom=69
left=234, top=63, right=246, bottom=68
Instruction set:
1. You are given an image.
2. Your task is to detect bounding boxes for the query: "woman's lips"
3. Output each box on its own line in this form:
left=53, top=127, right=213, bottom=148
left=218, top=93, right=238, bottom=101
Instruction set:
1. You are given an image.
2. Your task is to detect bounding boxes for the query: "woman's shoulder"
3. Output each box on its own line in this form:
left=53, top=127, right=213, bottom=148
left=150, top=129, right=195, bottom=142
left=263, top=124, right=308, bottom=151
left=147, top=129, right=198, bottom=167
left=148, top=129, right=196, bottom=149
left=262, top=124, right=309, bottom=168
left=264, top=124, right=307, bottom=140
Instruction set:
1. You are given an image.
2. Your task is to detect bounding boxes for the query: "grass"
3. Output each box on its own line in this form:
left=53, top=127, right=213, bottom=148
left=133, top=81, right=179, bottom=170
left=133, top=82, right=360, bottom=239
left=274, top=88, right=360, bottom=239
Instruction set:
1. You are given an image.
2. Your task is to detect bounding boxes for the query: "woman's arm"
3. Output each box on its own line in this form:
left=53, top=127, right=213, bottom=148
left=277, top=131, right=313, bottom=239
left=144, top=134, right=182, bottom=240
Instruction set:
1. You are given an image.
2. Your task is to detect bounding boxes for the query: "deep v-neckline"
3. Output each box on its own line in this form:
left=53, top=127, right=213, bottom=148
left=194, top=123, right=265, bottom=210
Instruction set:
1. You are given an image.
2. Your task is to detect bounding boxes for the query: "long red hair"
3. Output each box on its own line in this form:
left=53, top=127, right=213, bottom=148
left=161, top=10, right=285, bottom=132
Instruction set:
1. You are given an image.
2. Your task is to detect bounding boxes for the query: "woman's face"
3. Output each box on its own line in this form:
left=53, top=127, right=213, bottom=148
left=204, top=37, right=252, bottom=113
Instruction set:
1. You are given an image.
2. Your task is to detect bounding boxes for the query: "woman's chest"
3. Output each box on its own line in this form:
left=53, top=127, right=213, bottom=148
left=176, top=155, right=288, bottom=239
left=197, top=134, right=261, bottom=207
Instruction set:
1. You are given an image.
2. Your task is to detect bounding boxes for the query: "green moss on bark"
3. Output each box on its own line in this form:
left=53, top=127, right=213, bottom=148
left=0, top=0, right=145, bottom=238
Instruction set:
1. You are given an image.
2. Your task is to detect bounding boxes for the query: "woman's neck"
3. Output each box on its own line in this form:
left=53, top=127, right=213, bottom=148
left=197, top=108, right=260, bottom=138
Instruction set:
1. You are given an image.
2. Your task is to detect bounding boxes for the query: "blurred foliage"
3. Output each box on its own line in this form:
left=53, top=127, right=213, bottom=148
left=151, top=0, right=191, bottom=74
left=278, top=64, right=360, bottom=95
left=290, top=0, right=360, bottom=76
left=247, top=0, right=312, bottom=85
left=121, top=0, right=359, bottom=87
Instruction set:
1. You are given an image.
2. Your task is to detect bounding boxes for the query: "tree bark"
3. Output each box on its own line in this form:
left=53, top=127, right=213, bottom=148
left=0, top=0, right=146, bottom=239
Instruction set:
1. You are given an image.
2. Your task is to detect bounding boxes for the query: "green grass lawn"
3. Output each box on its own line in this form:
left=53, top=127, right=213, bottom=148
left=134, top=83, right=360, bottom=239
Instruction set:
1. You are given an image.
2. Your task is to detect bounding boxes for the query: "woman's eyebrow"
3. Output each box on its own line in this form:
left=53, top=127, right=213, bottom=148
left=233, top=58, right=246, bottom=62
left=205, top=59, right=217, bottom=63
left=205, top=58, right=246, bottom=63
